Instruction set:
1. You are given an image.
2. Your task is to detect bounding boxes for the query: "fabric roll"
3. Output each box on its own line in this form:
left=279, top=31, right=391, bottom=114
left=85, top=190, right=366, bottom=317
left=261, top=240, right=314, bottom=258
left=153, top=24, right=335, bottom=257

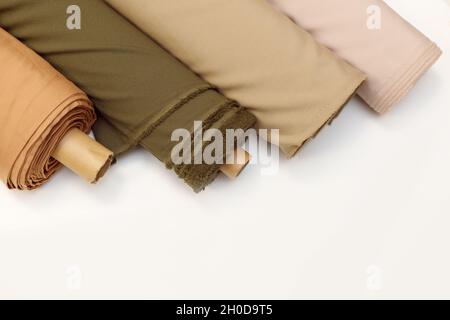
left=269, top=0, right=442, bottom=114
left=0, top=28, right=95, bottom=190
left=105, top=0, right=366, bottom=157
left=0, top=0, right=256, bottom=192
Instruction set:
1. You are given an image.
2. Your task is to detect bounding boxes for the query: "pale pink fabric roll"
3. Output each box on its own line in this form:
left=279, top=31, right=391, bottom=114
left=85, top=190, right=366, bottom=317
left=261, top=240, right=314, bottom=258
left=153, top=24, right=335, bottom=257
left=270, top=0, right=442, bottom=114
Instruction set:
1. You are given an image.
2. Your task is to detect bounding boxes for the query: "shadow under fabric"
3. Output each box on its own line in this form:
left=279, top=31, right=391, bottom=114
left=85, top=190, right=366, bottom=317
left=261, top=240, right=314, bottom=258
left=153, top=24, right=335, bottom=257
left=0, top=28, right=96, bottom=190
left=105, top=0, right=366, bottom=158
left=0, top=0, right=256, bottom=192
left=269, top=0, right=442, bottom=114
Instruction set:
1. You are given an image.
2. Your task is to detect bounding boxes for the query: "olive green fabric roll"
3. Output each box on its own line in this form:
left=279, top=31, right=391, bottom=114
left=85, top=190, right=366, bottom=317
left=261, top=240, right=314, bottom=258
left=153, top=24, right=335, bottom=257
left=0, top=0, right=256, bottom=192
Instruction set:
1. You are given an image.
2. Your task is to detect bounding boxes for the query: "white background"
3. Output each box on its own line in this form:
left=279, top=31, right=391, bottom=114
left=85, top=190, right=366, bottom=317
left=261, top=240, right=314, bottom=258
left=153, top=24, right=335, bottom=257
left=0, top=0, right=449, bottom=299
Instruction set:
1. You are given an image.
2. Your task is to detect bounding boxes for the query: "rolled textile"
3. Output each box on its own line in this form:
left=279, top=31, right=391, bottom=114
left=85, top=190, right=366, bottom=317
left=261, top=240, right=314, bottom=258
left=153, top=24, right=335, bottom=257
left=269, top=0, right=442, bottom=114
left=0, top=28, right=112, bottom=190
left=0, top=0, right=256, bottom=192
left=105, top=0, right=366, bottom=157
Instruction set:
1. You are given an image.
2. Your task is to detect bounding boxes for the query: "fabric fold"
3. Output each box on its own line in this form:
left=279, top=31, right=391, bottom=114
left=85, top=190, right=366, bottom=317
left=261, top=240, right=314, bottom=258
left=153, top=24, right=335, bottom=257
left=0, top=28, right=96, bottom=190
left=269, top=0, right=442, bottom=114
left=105, top=0, right=366, bottom=157
left=0, top=0, right=256, bottom=192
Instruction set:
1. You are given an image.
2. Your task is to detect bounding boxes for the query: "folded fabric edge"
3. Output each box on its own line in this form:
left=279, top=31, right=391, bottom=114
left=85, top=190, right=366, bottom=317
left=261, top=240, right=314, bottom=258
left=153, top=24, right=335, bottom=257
left=93, top=86, right=213, bottom=158
left=282, top=74, right=367, bottom=158
left=370, top=42, right=442, bottom=114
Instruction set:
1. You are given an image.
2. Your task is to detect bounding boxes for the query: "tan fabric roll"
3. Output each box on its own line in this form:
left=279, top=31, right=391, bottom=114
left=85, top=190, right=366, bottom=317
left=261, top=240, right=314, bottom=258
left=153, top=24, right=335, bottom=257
left=0, top=28, right=96, bottom=190
left=106, top=0, right=366, bottom=157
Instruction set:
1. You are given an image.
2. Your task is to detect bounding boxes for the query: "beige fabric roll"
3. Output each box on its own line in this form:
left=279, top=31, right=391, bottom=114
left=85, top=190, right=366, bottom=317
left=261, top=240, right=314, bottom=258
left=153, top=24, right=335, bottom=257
left=106, top=0, right=366, bottom=157
left=0, top=28, right=97, bottom=190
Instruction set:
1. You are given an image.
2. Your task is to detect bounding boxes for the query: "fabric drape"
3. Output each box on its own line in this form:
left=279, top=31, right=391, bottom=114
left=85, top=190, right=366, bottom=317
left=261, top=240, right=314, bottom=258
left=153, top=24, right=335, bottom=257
left=269, top=0, right=442, bottom=114
left=0, top=28, right=95, bottom=190
left=105, top=0, right=366, bottom=157
left=0, top=0, right=256, bottom=192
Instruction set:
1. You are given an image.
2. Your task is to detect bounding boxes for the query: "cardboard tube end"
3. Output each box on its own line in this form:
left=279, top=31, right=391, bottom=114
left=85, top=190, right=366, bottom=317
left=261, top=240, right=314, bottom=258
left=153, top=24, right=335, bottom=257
left=52, top=128, right=114, bottom=184
left=220, top=148, right=251, bottom=179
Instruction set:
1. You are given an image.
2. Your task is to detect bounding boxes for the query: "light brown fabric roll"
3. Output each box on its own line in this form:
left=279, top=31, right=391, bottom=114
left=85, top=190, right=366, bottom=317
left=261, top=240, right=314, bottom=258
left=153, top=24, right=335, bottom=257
left=106, top=0, right=366, bottom=157
left=0, top=28, right=96, bottom=190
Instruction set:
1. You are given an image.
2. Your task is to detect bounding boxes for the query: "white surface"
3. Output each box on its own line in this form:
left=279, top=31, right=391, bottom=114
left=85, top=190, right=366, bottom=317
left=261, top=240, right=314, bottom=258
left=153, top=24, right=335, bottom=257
left=0, top=0, right=449, bottom=299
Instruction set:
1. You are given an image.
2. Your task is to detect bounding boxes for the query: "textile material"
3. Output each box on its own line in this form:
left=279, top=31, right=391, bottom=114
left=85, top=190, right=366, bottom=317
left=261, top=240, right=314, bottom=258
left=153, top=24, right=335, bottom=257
left=105, top=0, right=366, bottom=157
left=0, top=28, right=95, bottom=190
left=269, top=0, right=442, bottom=114
left=0, top=0, right=256, bottom=192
